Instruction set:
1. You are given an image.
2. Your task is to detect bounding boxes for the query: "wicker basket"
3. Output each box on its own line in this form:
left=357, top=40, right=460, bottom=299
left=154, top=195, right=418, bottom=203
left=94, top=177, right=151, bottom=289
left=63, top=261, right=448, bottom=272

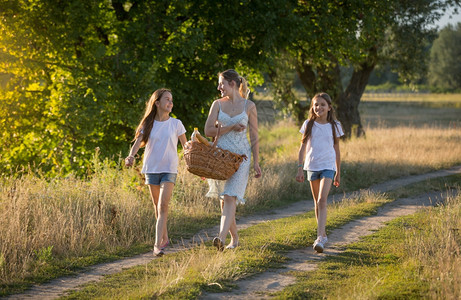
left=184, top=128, right=247, bottom=180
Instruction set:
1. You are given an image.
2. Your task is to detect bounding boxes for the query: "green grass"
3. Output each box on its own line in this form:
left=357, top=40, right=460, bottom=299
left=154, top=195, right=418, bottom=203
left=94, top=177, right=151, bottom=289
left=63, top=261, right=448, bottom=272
left=389, top=173, right=461, bottom=199
left=62, top=174, right=460, bottom=299
left=61, top=191, right=392, bottom=299
left=275, top=216, right=430, bottom=299
left=274, top=175, right=461, bottom=299
left=0, top=243, right=153, bottom=297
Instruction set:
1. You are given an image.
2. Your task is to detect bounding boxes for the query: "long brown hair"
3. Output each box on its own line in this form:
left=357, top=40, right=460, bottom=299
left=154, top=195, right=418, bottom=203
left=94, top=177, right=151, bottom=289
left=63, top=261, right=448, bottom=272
left=301, top=92, right=339, bottom=144
left=135, top=88, right=171, bottom=147
left=219, top=69, right=250, bottom=99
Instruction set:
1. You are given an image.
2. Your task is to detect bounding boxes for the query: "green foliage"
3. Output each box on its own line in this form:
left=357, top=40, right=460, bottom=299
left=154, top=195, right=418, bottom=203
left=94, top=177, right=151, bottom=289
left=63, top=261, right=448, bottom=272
left=1, top=0, right=459, bottom=173
left=0, top=0, right=297, bottom=175
left=428, top=23, right=461, bottom=91
left=34, top=246, right=54, bottom=265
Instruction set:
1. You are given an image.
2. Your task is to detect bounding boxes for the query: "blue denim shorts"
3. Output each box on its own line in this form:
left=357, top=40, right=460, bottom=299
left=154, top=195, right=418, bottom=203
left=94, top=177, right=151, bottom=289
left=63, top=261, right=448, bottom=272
left=307, top=169, right=335, bottom=181
left=145, top=173, right=177, bottom=185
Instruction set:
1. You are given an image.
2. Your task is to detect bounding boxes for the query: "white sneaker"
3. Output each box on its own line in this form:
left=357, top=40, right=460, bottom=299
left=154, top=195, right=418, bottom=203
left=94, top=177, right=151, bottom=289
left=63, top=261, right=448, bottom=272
left=313, top=237, right=324, bottom=253
left=321, top=236, right=328, bottom=244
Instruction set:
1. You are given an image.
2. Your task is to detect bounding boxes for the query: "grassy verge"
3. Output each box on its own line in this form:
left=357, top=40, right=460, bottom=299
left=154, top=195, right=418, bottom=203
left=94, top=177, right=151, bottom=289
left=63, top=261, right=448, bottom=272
left=62, top=190, right=392, bottom=299
left=274, top=175, right=461, bottom=299
left=61, top=174, right=460, bottom=299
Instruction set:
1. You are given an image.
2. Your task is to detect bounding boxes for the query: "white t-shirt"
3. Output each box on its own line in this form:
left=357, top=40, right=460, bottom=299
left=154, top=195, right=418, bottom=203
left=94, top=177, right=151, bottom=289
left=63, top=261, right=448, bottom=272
left=141, top=117, right=186, bottom=174
left=299, top=120, right=344, bottom=171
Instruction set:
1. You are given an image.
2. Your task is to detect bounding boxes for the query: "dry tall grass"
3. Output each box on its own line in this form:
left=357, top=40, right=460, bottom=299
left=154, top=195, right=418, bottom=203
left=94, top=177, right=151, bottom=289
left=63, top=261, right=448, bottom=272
left=145, top=246, right=241, bottom=297
left=405, top=191, right=461, bottom=299
left=0, top=162, right=156, bottom=284
left=0, top=119, right=460, bottom=287
left=341, top=125, right=461, bottom=184
left=362, top=93, right=461, bottom=102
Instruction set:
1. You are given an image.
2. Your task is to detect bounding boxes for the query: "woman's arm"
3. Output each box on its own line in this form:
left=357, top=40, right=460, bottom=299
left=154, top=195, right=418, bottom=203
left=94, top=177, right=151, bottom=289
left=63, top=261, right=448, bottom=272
left=333, top=136, right=341, bottom=187
left=248, top=102, right=261, bottom=178
left=125, top=135, right=143, bottom=167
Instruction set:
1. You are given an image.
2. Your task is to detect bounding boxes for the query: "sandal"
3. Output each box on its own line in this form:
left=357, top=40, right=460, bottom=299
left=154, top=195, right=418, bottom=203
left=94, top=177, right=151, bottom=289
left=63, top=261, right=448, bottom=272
left=160, top=239, right=169, bottom=250
left=213, top=237, right=224, bottom=251
left=153, top=245, right=164, bottom=257
left=225, top=241, right=239, bottom=249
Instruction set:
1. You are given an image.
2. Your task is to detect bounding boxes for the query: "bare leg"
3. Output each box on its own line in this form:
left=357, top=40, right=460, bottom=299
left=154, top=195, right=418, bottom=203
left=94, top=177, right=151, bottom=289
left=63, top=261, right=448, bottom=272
left=148, top=184, right=160, bottom=220
left=310, top=178, right=333, bottom=238
left=148, top=183, right=174, bottom=250
left=155, top=182, right=174, bottom=247
left=309, top=180, right=320, bottom=223
left=220, top=198, right=238, bottom=246
left=218, top=195, right=237, bottom=244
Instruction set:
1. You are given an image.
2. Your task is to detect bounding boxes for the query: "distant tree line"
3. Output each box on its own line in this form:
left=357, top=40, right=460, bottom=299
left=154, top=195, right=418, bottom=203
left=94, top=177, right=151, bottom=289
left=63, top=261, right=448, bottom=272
left=364, top=22, right=461, bottom=92
left=428, top=23, right=461, bottom=91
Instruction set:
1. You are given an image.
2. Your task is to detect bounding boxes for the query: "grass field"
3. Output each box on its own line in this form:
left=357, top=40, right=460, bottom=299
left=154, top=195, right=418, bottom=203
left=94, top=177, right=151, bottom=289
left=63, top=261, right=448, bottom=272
left=362, top=92, right=461, bottom=102
left=62, top=175, right=461, bottom=299
left=1, top=94, right=461, bottom=297
left=360, top=95, right=461, bottom=128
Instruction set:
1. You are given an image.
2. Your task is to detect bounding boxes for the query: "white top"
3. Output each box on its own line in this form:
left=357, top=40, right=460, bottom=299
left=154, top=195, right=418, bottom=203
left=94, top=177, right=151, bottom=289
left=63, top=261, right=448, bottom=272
left=216, top=99, right=251, bottom=204
left=141, top=117, right=186, bottom=174
left=299, top=120, right=344, bottom=171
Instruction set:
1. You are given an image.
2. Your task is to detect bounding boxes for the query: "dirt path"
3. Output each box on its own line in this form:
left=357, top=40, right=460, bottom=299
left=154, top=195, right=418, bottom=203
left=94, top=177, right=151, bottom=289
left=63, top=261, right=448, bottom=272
left=199, top=189, right=455, bottom=299
left=6, top=165, right=461, bottom=299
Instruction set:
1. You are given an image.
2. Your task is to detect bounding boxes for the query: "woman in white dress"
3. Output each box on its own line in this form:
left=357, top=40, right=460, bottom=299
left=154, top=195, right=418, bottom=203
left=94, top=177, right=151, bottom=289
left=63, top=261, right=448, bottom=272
left=204, top=69, right=262, bottom=250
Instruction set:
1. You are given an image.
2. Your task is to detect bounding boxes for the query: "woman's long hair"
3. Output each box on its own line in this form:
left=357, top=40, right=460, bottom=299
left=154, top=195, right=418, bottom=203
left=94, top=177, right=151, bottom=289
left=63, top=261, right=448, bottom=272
left=134, top=88, right=171, bottom=147
left=301, top=92, right=339, bottom=144
left=219, top=69, right=250, bottom=99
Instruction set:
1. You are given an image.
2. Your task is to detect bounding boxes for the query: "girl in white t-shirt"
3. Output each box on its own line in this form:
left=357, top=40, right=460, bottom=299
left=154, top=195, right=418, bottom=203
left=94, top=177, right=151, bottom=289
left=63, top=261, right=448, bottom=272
left=125, top=88, right=187, bottom=257
left=295, top=92, right=344, bottom=253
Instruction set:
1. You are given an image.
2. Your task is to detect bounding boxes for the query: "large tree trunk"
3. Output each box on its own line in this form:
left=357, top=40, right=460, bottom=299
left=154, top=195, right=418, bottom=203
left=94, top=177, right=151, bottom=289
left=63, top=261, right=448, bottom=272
left=297, top=55, right=343, bottom=100
left=297, top=51, right=376, bottom=138
left=336, top=59, right=376, bottom=138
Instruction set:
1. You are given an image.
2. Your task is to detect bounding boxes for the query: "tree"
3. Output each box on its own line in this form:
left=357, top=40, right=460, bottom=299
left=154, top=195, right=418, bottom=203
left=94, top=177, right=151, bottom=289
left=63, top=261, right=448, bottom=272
left=428, top=23, right=461, bottom=90
left=270, top=0, right=460, bottom=138
left=0, top=0, right=298, bottom=175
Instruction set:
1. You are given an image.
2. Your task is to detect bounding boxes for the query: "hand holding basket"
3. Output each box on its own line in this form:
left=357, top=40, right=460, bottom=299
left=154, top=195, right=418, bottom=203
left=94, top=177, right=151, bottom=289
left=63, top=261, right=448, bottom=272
left=184, top=126, right=247, bottom=180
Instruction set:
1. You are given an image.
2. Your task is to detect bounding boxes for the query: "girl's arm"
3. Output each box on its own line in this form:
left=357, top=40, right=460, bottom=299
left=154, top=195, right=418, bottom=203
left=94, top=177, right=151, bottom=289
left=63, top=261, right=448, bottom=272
left=296, top=142, right=307, bottom=182
left=248, top=103, right=261, bottom=178
left=204, top=100, right=246, bottom=138
left=125, top=135, right=143, bottom=167
left=333, top=136, right=341, bottom=187
left=178, top=133, right=187, bottom=148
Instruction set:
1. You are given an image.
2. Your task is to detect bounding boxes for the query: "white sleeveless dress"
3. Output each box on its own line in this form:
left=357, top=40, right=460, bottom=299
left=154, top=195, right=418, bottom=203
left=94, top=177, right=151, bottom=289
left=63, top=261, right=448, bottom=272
left=213, top=99, right=251, bottom=204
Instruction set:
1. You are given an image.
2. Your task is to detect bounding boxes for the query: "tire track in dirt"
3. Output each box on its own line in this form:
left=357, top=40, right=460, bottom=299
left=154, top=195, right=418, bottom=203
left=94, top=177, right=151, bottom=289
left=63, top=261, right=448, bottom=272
left=199, top=190, right=456, bottom=299
left=6, top=165, right=461, bottom=299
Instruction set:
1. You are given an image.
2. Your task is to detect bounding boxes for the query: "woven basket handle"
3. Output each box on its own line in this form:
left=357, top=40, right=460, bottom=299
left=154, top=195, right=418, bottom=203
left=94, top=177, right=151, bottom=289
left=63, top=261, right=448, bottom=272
left=211, top=122, right=221, bottom=148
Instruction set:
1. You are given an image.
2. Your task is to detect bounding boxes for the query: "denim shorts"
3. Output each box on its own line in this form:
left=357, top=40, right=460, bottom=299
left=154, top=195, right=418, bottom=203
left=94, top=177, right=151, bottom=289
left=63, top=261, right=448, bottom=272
left=307, top=169, right=335, bottom=181
left=145, top=173, right=177, bottom=185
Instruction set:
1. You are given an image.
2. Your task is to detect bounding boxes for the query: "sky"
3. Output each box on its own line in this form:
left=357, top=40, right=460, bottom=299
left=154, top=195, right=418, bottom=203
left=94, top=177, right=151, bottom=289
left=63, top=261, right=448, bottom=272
left=434, top=7, right=461, bottom=29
